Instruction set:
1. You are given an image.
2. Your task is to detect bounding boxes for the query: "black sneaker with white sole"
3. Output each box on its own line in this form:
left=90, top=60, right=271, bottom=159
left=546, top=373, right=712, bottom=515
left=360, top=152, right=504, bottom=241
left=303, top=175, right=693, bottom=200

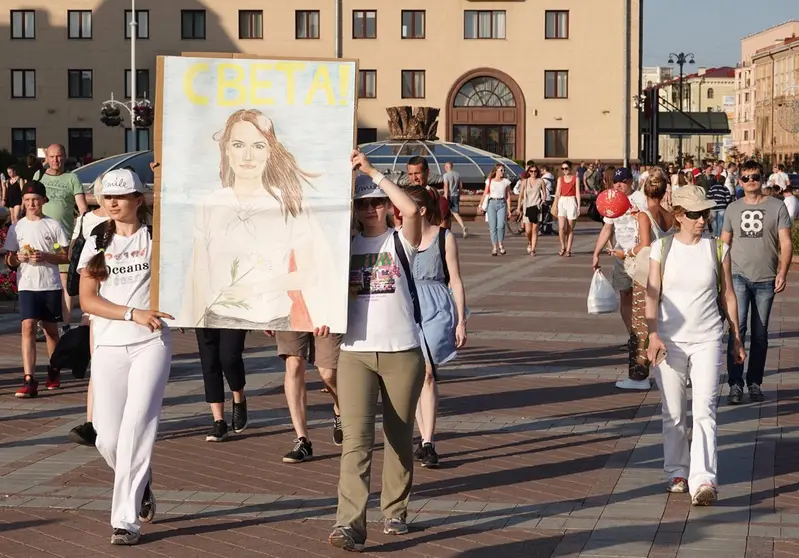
left=283, top=437, right=313, bottom=463
left=749, top=383, right=765, bottom=402
left=413, top=442, right=425, bottom=462
left=205, top=420, right=229, bottom=442
left=111, top=529, right=140, bottom=545
left=728, top=385, right=744, bottom=405
left=139, top=480, right=155, bottom=523
left=68, top=421, right=96, bottom=446
left=420, top=443, right=440, bottom=468
left=333, top=414, right=343, bottom=446
left=232, top=399, right=248, bottom=433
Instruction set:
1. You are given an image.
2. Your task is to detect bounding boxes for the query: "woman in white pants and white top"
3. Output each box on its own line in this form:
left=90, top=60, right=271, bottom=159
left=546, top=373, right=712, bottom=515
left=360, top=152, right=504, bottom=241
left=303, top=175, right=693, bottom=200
left=645, top=185, right=745, bottom=506
left=78, top=169, right=174, bottom=545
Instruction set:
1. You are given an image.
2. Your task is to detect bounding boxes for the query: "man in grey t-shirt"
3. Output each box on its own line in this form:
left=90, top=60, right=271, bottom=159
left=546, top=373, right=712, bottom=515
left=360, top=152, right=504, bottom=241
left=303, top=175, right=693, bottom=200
left=442, top=162, right=467, bottom=238
left=721, top=160, right=793, bottom=405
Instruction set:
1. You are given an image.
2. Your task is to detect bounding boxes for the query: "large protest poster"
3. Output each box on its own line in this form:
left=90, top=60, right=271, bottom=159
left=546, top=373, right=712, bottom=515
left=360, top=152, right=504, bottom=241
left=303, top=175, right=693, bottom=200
left=152, top=54, right=357, bottom=333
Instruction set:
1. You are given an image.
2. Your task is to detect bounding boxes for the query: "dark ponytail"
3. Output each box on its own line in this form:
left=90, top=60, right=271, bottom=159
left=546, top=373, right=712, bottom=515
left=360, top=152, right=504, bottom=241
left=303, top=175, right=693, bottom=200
left=83, top=220, right=116, bottom=281
left=404, top=185, right=441, bottom=225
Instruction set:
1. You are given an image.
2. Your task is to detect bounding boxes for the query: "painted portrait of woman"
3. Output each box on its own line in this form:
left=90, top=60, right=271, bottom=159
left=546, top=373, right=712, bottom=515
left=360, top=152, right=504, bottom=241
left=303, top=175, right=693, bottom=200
left=178, top=108, right=339, bottom=330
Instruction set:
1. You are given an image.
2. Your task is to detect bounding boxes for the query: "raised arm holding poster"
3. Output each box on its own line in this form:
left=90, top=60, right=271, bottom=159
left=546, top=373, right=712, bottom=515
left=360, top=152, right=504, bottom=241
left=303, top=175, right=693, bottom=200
left=152, top=55, right=357, bottom=333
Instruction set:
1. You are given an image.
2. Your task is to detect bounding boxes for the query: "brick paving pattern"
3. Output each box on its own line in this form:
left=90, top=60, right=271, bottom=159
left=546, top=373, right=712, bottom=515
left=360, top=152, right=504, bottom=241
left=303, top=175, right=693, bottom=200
left=0, top=224, right=798, bottom=556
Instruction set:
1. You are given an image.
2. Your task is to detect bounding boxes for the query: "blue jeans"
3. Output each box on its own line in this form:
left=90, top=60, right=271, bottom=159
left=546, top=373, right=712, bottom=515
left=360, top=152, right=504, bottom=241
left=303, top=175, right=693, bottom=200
left=486, top=199, right=507, bottom=244
left=711, top=209, right=725, bottom=235
left=727, top=274, right=775, bottom=388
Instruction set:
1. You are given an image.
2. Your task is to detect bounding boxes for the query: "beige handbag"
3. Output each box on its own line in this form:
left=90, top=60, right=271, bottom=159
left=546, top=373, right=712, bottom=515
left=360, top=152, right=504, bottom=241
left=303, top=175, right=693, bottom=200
left=622, top=246, right=652, bottom=288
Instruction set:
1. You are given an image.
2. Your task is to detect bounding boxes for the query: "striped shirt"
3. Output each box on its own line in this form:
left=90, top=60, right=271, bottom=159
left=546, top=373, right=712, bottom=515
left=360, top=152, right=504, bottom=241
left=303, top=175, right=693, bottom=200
left=707, top=183, right=734, bottom=210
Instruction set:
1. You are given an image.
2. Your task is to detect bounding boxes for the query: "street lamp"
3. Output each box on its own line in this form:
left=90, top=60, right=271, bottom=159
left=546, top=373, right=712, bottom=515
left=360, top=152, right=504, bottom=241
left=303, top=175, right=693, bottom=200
left=99, top=0, right=153, bottom=150
left=668, top=52, right=695, bottom=166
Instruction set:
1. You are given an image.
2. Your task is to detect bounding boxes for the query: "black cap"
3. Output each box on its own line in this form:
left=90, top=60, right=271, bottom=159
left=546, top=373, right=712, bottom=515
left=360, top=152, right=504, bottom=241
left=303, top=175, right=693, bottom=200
left=22, top=180, right=47, bottom=200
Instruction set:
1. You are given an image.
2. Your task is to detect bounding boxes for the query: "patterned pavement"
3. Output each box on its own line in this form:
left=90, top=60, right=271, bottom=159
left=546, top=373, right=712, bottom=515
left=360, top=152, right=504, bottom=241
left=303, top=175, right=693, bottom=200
left=1, top=222, right=799, bottom=557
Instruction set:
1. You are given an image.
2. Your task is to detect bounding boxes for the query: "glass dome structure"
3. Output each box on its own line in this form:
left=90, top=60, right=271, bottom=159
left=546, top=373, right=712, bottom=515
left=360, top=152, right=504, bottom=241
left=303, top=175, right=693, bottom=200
left=359, top=140, right=523, bottom=187
left=74, top=151, right=154, bottom=193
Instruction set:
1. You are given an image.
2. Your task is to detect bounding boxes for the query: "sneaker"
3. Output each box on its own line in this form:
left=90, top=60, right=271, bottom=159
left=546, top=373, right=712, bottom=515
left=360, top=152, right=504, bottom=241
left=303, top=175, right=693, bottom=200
left=232, top=399, right=248, bottom=433
left=110, top=528, right=140, bottom=545
left=328, top=526, right=365, bottom=552
left=383, top=517, right=409, bottom=535
left=666, top=477, right=688, bottom=493
left=413, top=442, right=426, bottom=462
left=728, top=385, right=744, bottom=405
left=205, top=420, right=229, bottom=442
left=615, top=378, right=651, bottom=390
left=45, top=366, right=60, bottom=390
left=283, top=437, right=313, bottom=463
left=68, top=421, right=96, bottom=446
left=15, top=376, right=38, bottom=398
left=420, top=443, right=440, bottom=469
left=36, top=324, right=45, bottom=343
left=139, top=477, right=156, bottom=523
left=333, top=414, right=343, bottom=446
left=691, top=484, right=717, bottom=506
left=749, top=384, right=765, bottom=402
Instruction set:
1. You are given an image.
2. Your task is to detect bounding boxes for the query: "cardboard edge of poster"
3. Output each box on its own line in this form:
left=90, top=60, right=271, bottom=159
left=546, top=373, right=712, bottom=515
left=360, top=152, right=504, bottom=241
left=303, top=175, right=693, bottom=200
left=150, top=55, right=166, bottom=311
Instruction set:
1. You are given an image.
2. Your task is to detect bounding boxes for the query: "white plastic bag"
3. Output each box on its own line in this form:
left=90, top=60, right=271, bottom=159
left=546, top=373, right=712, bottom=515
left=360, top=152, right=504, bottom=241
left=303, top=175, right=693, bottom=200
left=587, top=270, right=619, bottom=314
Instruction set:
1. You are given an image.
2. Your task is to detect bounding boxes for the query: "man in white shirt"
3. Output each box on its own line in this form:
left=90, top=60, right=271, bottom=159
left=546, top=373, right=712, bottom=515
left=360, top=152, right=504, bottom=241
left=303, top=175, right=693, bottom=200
left=783, top=184, right=799, bottom=220
left=724, top=162, right=739, bottom=196
left=767, top=164, right=790, bottom=190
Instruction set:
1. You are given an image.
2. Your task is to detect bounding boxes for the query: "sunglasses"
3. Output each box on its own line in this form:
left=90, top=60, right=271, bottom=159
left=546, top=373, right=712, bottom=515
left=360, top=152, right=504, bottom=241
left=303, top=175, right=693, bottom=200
left=740, top=174, right=761, bottom=183
left=561, top=166, right=570, bottom=171
left=684, top=209, right=710, bottom=221
left=355, top=198, right=386, bottom=209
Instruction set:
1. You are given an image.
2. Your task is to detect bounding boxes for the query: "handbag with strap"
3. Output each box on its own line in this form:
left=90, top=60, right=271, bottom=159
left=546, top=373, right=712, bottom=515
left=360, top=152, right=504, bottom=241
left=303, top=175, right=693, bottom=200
left=66, top=213, right=87, bottom=297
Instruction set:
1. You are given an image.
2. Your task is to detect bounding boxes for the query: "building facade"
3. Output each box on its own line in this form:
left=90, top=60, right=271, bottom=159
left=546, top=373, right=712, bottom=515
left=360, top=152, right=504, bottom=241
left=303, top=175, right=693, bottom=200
left=733, top=20, right=799, bottom=157
left=656, top=67, right=735, bottom=163
left=642, top=66, right=673, bottom=89
left=0, top=0, right=640, bottom=164
left=750, top=36, right=799, bottom=165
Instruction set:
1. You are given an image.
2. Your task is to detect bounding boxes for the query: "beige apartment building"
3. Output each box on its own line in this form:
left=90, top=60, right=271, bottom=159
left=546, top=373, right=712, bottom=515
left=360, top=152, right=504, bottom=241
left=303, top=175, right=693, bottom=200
left=0, top=0, right=640, bottom=164
left=734, top=20, right=799, bottom=157
left=656, top=67, right=735, bottom=163
left=750, top=36, right=799, bottom=165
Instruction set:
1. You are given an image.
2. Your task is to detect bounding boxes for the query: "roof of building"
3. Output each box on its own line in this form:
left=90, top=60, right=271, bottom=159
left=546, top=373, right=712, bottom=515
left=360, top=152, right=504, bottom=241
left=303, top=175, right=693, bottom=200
left=742, top=20, right=799, bottom=41
left=753, top=34, right=799, bottom=56
left=660, top=67, right=736, bottom=87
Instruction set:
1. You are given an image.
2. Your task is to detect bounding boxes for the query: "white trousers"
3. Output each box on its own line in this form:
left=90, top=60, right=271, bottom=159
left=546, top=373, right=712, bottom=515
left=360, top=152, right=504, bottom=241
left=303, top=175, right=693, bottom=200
left=92, top=332, right=172, bottom=533
left=653, top=339, right=721, bottom=496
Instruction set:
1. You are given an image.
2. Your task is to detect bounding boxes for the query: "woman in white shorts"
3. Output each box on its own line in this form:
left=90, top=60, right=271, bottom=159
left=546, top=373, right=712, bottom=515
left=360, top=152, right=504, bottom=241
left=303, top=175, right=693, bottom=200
left=553, top=160, right=581, bottom=257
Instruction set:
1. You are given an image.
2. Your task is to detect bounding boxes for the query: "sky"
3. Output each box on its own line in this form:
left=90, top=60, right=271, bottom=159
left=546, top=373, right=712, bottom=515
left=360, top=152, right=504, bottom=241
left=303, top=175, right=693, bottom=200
left=644, top=0, right=797, bottom=69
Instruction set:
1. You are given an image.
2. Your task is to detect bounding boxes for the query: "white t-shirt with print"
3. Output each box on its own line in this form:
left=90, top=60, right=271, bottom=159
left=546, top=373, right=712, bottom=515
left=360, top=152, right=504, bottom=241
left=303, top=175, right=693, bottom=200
left=343, top=228, right=421, bottom=352
left=650, top=235, right=729, bottom=343
left=603, top=191, right=648, bottom=252
left=4, top=216, right=67, bottom=292
left=77, top=226, right=161, bottom=347
left=72, top=211, right=110, bottom=241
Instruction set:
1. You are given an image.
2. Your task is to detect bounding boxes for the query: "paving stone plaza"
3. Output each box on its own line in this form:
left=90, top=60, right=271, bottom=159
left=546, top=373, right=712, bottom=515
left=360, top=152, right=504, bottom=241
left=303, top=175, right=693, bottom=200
left=2, top=224, right=799, bottom=557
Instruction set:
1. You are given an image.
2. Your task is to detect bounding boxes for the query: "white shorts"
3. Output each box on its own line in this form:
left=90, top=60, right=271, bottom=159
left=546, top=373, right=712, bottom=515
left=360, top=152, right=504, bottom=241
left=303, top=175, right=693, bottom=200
left=557, top=196, right=578, bottom=221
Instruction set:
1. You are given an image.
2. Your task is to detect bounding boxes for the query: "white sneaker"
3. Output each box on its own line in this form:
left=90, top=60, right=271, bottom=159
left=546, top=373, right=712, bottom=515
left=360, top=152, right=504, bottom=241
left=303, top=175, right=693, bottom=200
left=615, top=378, right=651, bottom=390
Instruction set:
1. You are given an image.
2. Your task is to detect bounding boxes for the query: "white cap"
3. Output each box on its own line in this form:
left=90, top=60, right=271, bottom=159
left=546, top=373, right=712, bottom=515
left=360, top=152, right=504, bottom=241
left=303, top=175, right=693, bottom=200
left=353, top=173, right=387, bottom=199
left=101, top=168, right=145, bottom=196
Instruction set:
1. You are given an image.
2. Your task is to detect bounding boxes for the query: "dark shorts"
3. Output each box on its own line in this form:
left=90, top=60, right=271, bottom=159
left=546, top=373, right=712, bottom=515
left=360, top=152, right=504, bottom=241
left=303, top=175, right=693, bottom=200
left=19, top=290, right=63, bottom=323
left=449, top=195, right=460, bottom=214
left=525, top=206, right=540, bottom=223
left=275, top=331, right=343, bottom=370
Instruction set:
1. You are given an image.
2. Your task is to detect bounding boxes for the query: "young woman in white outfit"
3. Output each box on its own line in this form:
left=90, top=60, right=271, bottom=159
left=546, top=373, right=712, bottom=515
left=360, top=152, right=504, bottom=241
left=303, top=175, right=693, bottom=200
left=78, top=169, right=174, bottom=545
left=645, top=185, right=746, bottom=506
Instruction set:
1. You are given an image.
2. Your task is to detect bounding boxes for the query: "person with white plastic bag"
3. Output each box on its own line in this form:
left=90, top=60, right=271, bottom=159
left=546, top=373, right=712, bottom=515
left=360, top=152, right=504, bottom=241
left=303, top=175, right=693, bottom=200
left=587, top=270, right=618, bottom=314
left=645, top=185, right=746, bottom=506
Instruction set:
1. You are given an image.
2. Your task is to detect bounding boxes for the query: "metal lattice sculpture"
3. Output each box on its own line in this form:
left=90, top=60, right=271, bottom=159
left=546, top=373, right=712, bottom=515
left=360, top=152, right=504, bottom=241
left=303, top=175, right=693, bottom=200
left=777, top=86, right=799, bottom=134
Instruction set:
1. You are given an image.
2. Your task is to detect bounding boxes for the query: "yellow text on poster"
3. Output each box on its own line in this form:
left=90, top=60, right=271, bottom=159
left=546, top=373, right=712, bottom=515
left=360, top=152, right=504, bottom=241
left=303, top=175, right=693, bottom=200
left=182, top=62, right=352, bottom=107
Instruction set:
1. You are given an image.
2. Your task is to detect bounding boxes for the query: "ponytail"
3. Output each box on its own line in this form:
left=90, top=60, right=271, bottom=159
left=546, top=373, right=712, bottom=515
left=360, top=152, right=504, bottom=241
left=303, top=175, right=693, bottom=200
left=83, top=220, right=116, bottom=281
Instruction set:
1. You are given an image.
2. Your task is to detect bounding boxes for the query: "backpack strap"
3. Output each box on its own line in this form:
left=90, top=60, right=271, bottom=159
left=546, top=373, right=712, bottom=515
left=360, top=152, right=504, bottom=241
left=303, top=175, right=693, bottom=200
left=711, top=236, right=723, bottom=295
left=438, top=228, right=450, bottom=286
left=658, top=235, right=674, bottom=304
left=393, top=230, right=437, bottom=377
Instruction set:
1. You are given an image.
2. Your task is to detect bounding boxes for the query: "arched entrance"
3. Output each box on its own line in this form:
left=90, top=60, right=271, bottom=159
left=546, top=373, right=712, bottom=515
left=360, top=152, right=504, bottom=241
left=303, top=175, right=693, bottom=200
left=446, top=69, right=525, bottom=160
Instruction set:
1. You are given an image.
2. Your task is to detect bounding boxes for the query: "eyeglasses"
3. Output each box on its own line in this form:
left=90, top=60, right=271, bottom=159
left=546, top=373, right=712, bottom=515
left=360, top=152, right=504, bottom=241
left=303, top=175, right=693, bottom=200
left=684, top=209, right=710, bottom=221
left=740, top=174, right=761, bottom=183
left=355, top=198, right=386, bottom=209
left=561, top=166, right=570, bottom=171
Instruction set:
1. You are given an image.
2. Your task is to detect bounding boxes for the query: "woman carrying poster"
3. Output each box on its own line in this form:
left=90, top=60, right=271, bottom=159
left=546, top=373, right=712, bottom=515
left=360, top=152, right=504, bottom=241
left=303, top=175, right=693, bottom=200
left=178, top=108, right=337, bottom=331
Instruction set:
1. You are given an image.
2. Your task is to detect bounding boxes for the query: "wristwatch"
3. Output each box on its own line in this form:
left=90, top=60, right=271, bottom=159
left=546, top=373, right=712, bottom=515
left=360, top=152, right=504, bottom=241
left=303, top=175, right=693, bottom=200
left=124, top=308, right=134, bottom=322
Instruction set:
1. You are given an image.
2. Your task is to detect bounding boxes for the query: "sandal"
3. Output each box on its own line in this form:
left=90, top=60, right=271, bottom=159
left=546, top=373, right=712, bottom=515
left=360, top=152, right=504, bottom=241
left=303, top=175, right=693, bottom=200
left=566, top=251, right=572, bottom=257
left=499, top=247, right=506, bottom=255
left=558, top=249, right=566, bottom=257
left=491, top=249, right=498, bottom=256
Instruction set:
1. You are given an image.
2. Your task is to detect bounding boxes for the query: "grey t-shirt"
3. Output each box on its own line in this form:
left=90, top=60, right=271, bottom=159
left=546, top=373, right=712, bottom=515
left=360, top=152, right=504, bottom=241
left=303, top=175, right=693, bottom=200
left=722, top=197, right=791, bottom=282
left=442, top=170, right=461, bottom=198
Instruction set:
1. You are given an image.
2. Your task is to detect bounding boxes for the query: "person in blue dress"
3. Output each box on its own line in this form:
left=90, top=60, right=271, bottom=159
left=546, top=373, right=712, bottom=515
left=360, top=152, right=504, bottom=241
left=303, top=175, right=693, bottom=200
left=403, top=186, right=467, bottom=468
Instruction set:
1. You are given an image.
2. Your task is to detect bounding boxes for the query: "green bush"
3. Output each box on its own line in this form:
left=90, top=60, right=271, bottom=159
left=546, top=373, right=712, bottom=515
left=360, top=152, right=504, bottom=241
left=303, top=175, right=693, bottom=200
left=792, top=221, right=799, bottom=256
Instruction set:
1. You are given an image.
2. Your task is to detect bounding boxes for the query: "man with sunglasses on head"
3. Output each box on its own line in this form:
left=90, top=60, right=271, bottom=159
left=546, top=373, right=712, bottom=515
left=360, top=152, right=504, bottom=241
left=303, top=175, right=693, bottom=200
left=721, top=160, right=793, bottom=405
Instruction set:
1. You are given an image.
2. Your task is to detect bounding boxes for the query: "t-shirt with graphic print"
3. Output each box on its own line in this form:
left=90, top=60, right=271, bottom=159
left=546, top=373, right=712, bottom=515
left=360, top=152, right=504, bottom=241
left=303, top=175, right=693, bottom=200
left=722, top=196, right=792, bottom=283
left=77, top=226, right=161, bottom=347
left=38, top=171, right=84, bottom=238
left=343, top=228, right=421, bottom=352
left=4, top=216, right=68, bottom=291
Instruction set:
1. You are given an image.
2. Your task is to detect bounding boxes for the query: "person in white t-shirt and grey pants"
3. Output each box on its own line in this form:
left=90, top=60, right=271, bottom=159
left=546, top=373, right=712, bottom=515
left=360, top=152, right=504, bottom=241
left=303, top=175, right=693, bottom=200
left=328, top=150, right=424, bottom=552
left=645, top=185, right=746, bottom=507
left=77, top=169, right=174, bottom=546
